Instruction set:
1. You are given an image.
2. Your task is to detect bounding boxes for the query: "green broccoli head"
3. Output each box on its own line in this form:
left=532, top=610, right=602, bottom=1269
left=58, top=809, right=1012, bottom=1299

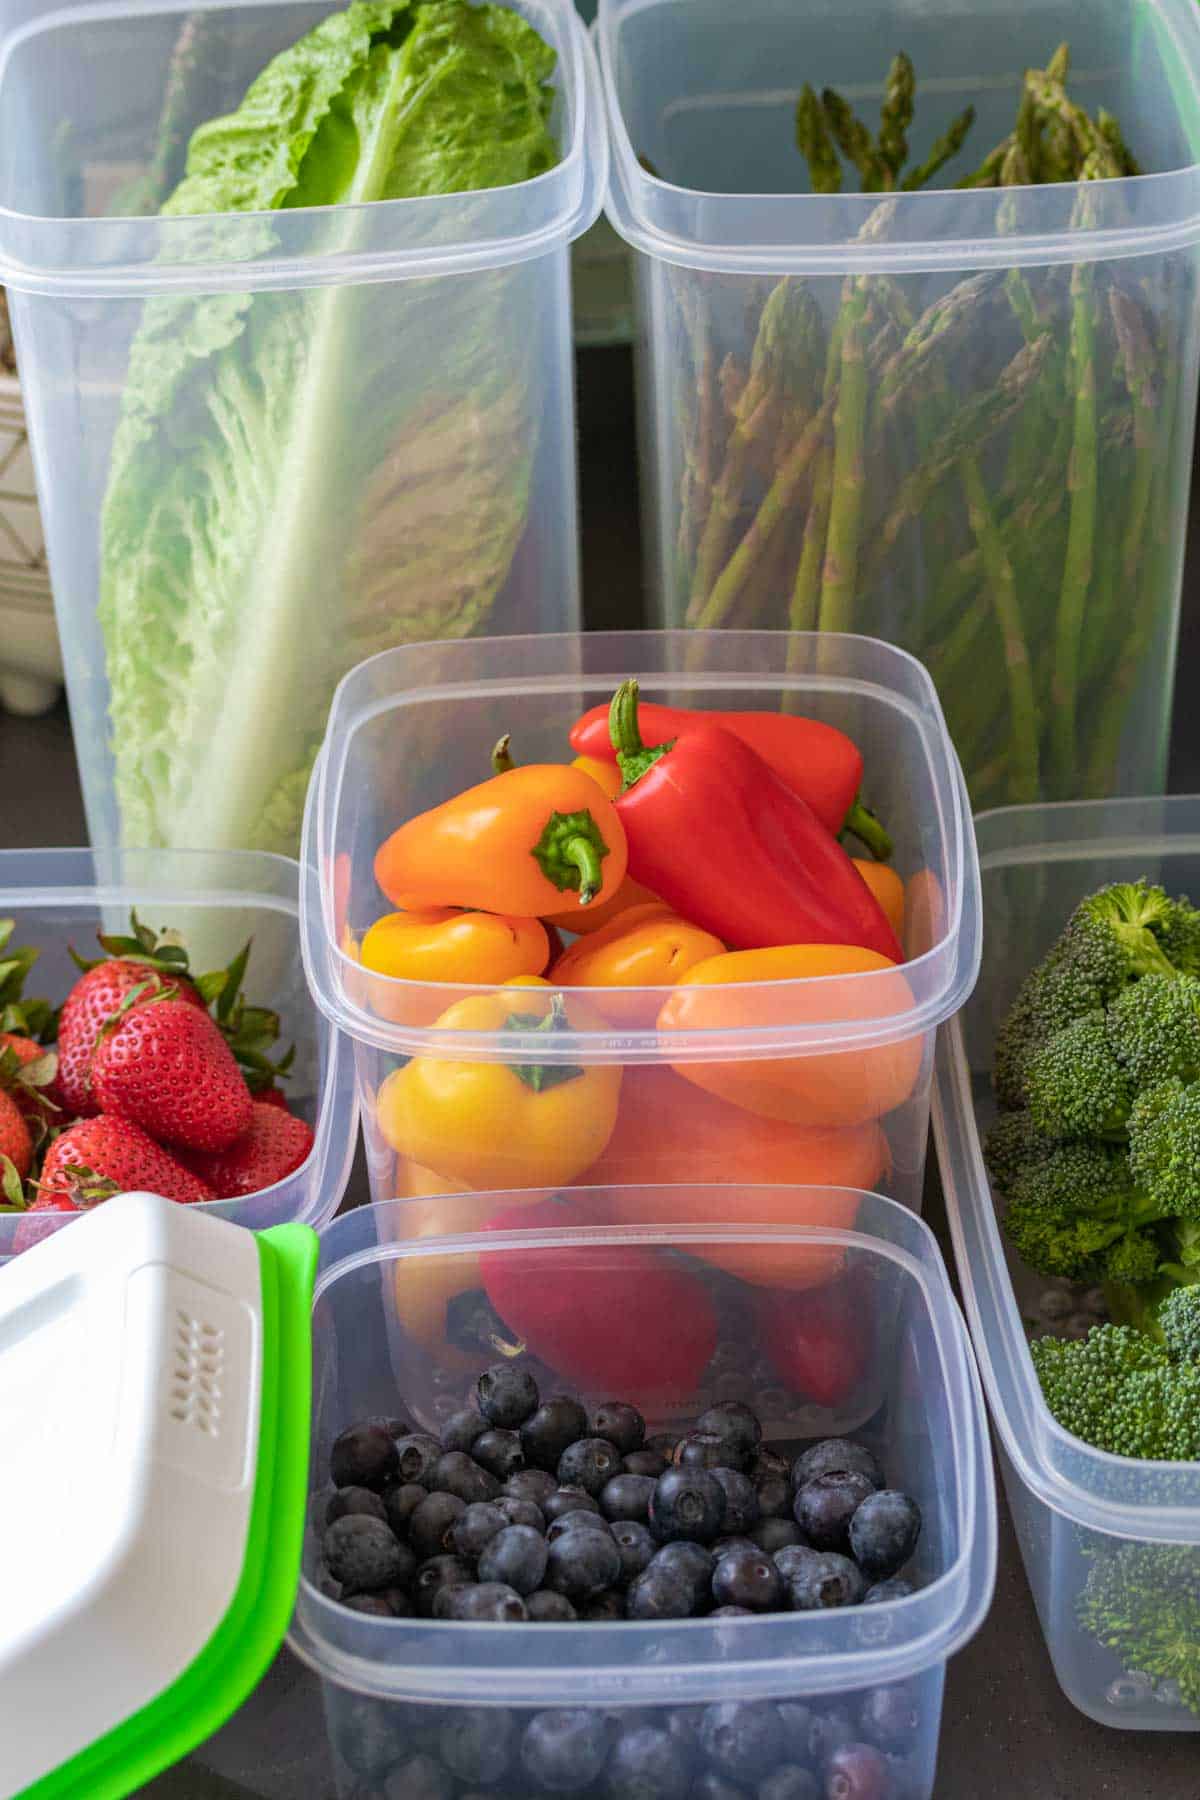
left=1031, top=1323, right=1200, bottom=1460
left=1105, top=973, right=1200, bottom=1091
left=1071, top=881, right=1182, bottom=985
left=1078, top=1540, right=1200, bottom=1716
left=1024, top=1012, right=1132, bottom=1139
left=1157, top=894, right=1200, bottom=981
left=1127, top=1079, right=1200, bottom=1222
left=1003, top=1143, right=1152, bottom=1280
left=993, top=951, right=1109, bottom=1110
left=1158, top=1285, right=1200, bottom=1363
left=1103, top=1229, right=1162, bottom=1287
left=982, top=1109, right=1059, bottom=1193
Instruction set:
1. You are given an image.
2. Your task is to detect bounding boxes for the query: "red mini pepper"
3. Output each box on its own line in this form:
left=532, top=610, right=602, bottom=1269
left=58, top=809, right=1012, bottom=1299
left=570, top=697, right=891, bottom=860
left=608, top=682, right=903, bottom=961
left=754, top=1269, right=873, bottom=1410
left=478, top=1194, right=718, bottom=1402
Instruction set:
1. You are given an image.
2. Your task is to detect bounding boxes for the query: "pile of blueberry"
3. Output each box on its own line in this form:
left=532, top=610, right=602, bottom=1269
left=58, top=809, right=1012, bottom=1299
left=319, top=1365, right=921, bottom=1624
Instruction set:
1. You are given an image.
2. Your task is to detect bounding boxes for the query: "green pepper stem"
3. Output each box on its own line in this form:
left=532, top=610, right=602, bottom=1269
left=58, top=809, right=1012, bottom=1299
left=531, top=809, right=611, bottom=905
left=505, top=994, right=585, bottom=1091
left=842, top=797, right=894, bottom=862
left=492, top=735, right=515, bottom=776
left=608, top=679, right=675, bottom=788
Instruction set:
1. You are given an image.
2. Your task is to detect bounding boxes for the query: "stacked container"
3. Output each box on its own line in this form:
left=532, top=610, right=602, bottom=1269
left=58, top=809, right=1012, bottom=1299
left=0, top=0, right=606, bottom=858
left=934, top=795, right=1200, bottom=1730
left=598, top=0, right=1200, bottom=812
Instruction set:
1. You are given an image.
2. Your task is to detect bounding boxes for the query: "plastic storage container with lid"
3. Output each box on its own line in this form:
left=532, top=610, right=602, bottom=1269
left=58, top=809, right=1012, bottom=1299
left=0, top=0, right=606, bottom=859
left=933, top=795, right=1200, bottom=1731
left=598, top=0, right=1200, bottom=813
left=0, top=846, right=358, bottom=1251
left=298, top=629, right=981, bottom=1222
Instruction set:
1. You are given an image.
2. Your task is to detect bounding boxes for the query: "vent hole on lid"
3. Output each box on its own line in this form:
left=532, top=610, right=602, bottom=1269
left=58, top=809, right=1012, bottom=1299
left=168, top=1309, right=228, bottom=1437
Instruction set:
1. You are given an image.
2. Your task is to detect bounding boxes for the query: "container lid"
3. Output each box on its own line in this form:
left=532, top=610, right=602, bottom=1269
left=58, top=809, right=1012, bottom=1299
left=0, top=1192, right=317, bottom=1799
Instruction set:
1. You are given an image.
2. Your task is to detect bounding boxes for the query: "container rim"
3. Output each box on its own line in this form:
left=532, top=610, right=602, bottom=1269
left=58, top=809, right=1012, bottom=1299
left=0, top=843, right=358, bottom=1235
left=298, top=629, right=983, bottom=1064
left=933, top=796, right=1200, bottom=1537
left=596, top=0, right=1200, bottom=275
left=286, top=1189, right=997, bottom=1705
left=0, top=0, right=609, bottom=295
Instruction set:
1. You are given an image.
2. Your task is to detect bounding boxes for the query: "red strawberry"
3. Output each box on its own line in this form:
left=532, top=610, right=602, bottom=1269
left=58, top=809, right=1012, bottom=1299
left=0, top=1087, right=32, bottom=1182
left=57, top=963, right=205, bottom=1117
left=178, top=1101, right=315, bottom=1199
left=38, top=1115, right=214, bottom=1208
left=256, top=1087, right=290, bottom=1112
left=11, top=1192, right=78, bottom=1256
left=0, top=1030, right=62, bottom=1121
left=91, top=995, right=252, bottom=1152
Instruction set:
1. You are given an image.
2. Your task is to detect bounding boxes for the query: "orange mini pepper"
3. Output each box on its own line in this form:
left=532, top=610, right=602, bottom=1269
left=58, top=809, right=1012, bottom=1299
left=543, top=874, right=662, bottom=937
left=852, top=860, right=905, bottom=944
left=375, top=765, right=628, bottom=918
left=657, top=945, right=923, bottom=1128
left=361, top=908, right=549, bottom=985
left=386, top=1188, right=548, bottom=1368
left=551, top=904, right=725, bottom=1024
left=571, top=753, right=623, bottom=799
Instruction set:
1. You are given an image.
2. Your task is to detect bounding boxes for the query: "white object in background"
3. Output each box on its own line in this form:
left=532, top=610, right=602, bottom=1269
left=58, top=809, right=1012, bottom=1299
left=0, top=369, right=60, bottom=717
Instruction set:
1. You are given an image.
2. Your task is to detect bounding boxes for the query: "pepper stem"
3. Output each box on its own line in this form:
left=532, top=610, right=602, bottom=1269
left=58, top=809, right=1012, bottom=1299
left=504, top=994, right=585, bottom=1091
left=842, top=797, right=894, bottom=862
left=608, top=679, right=675, bottom=788
left=531, top=809, right=610, bottom=905
left=491, top=735, right=515, bottom=777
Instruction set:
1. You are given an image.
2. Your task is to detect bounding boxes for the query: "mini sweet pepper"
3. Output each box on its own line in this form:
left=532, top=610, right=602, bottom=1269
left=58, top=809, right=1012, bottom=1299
left=550, top=903, right=726, bottom=1024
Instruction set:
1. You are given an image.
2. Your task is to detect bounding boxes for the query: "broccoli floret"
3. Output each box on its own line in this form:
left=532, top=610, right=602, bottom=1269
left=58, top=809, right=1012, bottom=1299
left=983, top=1109, right=1059, bottom=1193
left=1070, top=881, right=1182, bottom=985
left=993, top=952, right=1110, bottom=1109
left=1079, top=1541, right=1200, bottom=1716
left=1104, top=1229, right=1163, bottom=1287
left=1031, top=1323, right=1200, bottom=1459
left=1158, top=1285, right=1200, bottom=1363
left=1002, top=1143, right=1163, bottom=1281
left=1105, top=973, right=1200, bottom=1090
left=1158, top=894, right=1200, bottom=980
left=1024, top=1012, right=1132, bottom=1139
left=1127, top=1079, right=1200, bottom=1222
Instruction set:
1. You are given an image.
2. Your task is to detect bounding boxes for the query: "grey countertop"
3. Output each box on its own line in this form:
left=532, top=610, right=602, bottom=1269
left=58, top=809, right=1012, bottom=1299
left=3, top=345, right=1200, bottom=1799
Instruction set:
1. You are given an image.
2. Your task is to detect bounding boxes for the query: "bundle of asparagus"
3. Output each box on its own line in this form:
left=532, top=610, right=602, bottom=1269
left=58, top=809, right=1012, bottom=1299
left=667, top=46, right=1180, bottom=807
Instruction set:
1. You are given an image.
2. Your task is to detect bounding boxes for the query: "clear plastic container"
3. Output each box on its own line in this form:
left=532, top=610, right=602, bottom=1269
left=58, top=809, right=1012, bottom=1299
left=598, top=0, right=1200, bottom=812
left=0, top=0, right=605, bottom=859
left=0, top=846, right=357, bottom=1249
left=298, top=629, right=981, bottom=1221
left=933, top=795, right=1200, bottom=1731
left=287, top=1187, right=996, bottom=1800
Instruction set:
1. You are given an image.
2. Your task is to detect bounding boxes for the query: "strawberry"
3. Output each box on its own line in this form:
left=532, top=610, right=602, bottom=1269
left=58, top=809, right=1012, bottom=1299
left=38, top=1115, right=214, bottom=1208
left=178, top=1101, right=315, bottom=1199
left=90, top=995, right=252, bottom=1152
left=57, top=962, right=205, bottom=1117
left=11, top=1193, right=77, bottom=1257
left=0, top=1087, right=32, bottom=1182
left=0, top=1031, right=61, bottom=1122
left=256, top=1086, right=290, bottom=1111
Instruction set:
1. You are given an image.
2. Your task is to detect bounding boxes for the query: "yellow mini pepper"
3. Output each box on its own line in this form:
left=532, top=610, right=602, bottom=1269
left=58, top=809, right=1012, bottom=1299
left=551, top=903, right=725, bottom=1025
left=361, top=907, right=549, bottom=985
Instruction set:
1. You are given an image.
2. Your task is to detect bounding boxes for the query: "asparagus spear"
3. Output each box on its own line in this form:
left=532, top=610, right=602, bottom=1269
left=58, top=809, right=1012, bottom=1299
left=822, top=89, right=885, bottom=191
left=796, top=84, right=842, bottom=193
left=816, top=280, right=872, bottom=634
left=1099, top=108, right=1142, bottom=176
left=902, top=105, right=976, bottom=190
left=878, top=53, right=915, bottom=185
left=1049, top=230, right=1100, bottom=791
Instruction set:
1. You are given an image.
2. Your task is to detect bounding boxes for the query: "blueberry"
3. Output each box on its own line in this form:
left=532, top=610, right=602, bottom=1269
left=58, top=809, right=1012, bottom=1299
left=546, top=1526, right=623, bottom=1600
left=793, top=1472, right=876, bottom=1553
left=710, top=1605, right=754, bottom=1619
left=857, top=1682, right=921, bottom=1752
left=787, top=1552, right=866, bottom=1611
left=450, top=1501, right=508, bottom=1561
left=558, top=1437, right=621, bottom=1496
left=392, top=1433, right=442, bottom=1488
left=862, top=1577, right=914, bottom=1606
left=649, top=1467, right=726, bottom=1544
left=752, top=1446, right=792, bottom=1487
left=477, top=1362, right=540, bottom=1429
left=506, top=1467, right=560, bottom=1508
left=499, top=1495, right=546, bottom=1532
left=325, top=1485, right=388, bottom=1528
left=383, top=1752, right=453, bottom=1800
left=439, top=1706, right=514, bottom=1785
left=758, top=1768, right=819, bottom=1800
left=606, top=1724, right=690, bottom=1800
left=383, top=1483, right=428, bottom=1537
left=774, top=1544, right=822, bottom=1585
left=526, top=1588, right=578, bottom=1623
left=434, top=1581, right=528, bottom=1622
left=823, top=1742, right=890, bottom=1800
left=408, top=1492, right=468, bottom=1561
left=651, top=1541, right=715, bottom=1612
left=377, top=1586, right=414, bottom=1618
left=413, top=1554, right=473, bottom=1617
left=441, top=1406, right=487, bottom=1454
left=581, top=1587, right=627, bottom=1621
left=623, top=1448, right=670, bottom=1479
left=711, top=1545, right=784, bottom=1613
left=592, top=1401, right=646, bottom=1455
left=755, top=1475, right=793, bottom=1521
left=806, top=1707, right=855, bottom=1767
left=599, top=1473, right=657, bottom=1523
left=791, top=1440, right=884, bottom=1493
left=522, top=1397, right=590, bottom=1471
left=330, top=1692, right=404, bottom=1779
left=611, top=1519, right=657, bottom=1581
left=626, top=1561, right=697, bottom=1621
left=479, top=1524, right=549, bottom=1595
left=543, top=1486, right=603, bottom=1524
left=700, top=1702, right=785, bottom=1783
left=694, top=1775, right=750, bottom=1800
left=323, top=1516, right=412, bottom=1592
left=750, top=1519, right=804, bottom=1555
left=665, top=1705, right=704, bottom=1758
left=339, top=1592, right=395, bottom=1617
left=521, top=1708, right=612, bottom=1792
left=547, top=1509, right=613, bottom=1545
left=472, top=1427, right=526, bottom=1481
left=713, top=1535, right=760, bottom=1562
left=433, top=1451, right=501, bottom=1505
left=848, top=1492, right=921, bottom=1583
left=331, top=1422, right=400, bottom=1492
left=673, top=1432, right=733, bottom=1472
left=696, top=1401, right=762, bottom=1463
left=774, top=1701, right=816, bottom=1763
left=710, top=1468, right=760, bottom=1536
left=646, top=1433, right=679, bottom=1459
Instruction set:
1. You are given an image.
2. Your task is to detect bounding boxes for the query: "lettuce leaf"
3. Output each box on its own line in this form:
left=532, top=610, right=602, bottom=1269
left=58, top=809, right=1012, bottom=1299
left=100, top=0, right=557, bottom=854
